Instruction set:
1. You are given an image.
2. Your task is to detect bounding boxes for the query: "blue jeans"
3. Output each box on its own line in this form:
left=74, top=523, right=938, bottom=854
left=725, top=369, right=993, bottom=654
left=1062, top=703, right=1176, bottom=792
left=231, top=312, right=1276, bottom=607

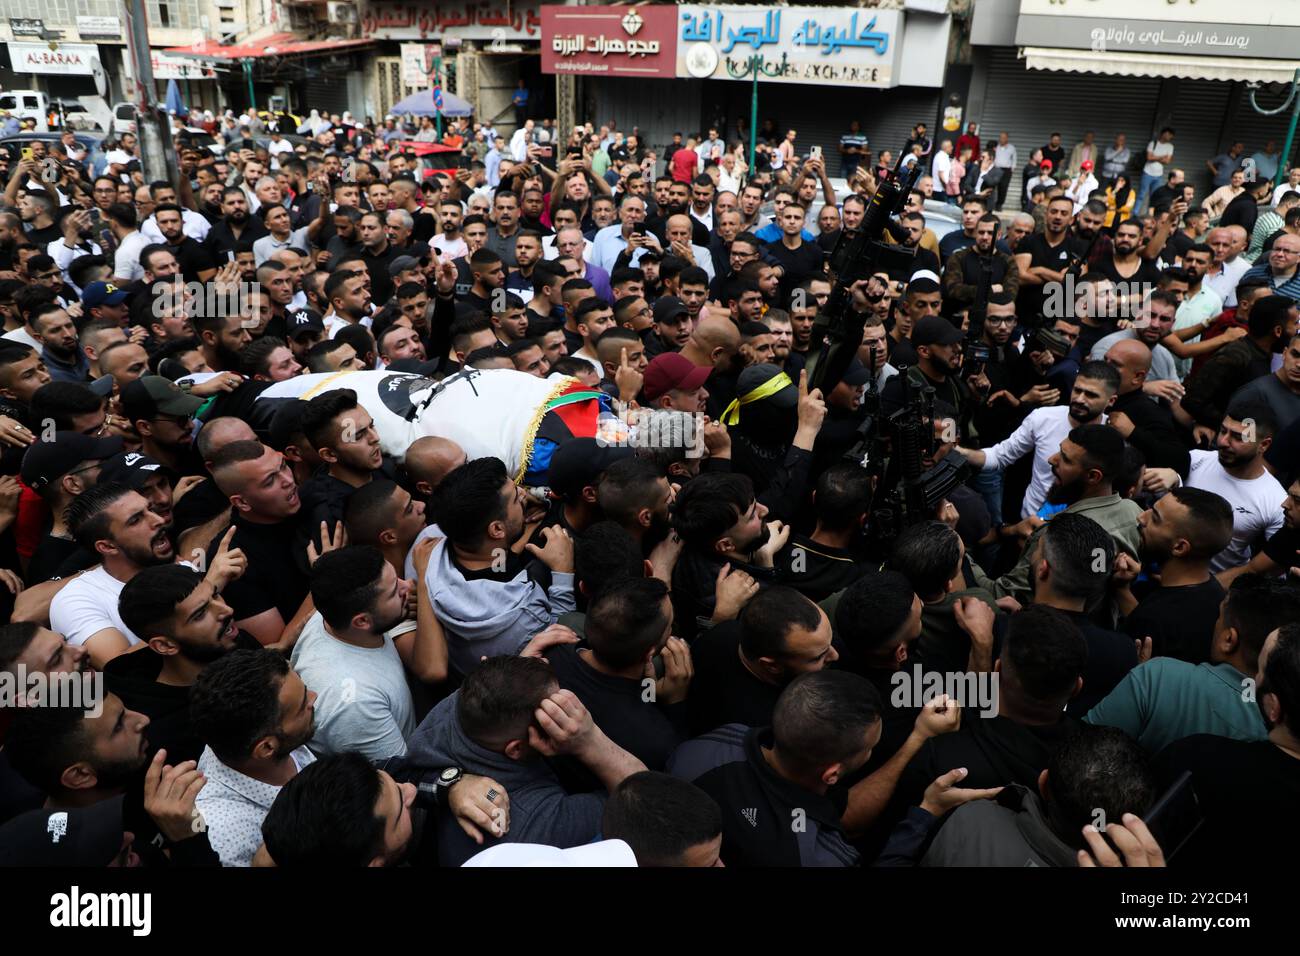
left=968, top=468, right=1005, bottom=528
left=1134, top=172, right=1162, bottom=216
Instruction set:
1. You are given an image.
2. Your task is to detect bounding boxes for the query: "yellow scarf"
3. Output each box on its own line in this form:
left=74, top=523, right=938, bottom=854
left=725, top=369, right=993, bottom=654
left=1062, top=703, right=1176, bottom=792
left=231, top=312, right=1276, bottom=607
left=720, top=372, right=793, bottom=426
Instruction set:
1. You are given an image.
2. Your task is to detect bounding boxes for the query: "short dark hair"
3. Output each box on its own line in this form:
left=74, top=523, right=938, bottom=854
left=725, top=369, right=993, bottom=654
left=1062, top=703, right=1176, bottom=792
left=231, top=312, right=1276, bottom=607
left=310, top=545, right=388, bottom=631
left=1041, top=513, right=1114, bottom=600
left=771, top=670, right=882, bottom=776
left=1221, top=574, right=1300, bottom=671
left=889, top=521, right=961, bottom=601
left=119, top=563, right=205, bottom=640
left=1247, top=295, right=1295, bottom=341
left=189, top=648, right=291, bottom=764
left=586, top=576, right=670, bottom=670
left=739, top=586, right=823, bottom=660
left=601, top=772, right=722, bottom=866
left=30, top=381, right=102, bottom=430
left=5, top=703, right=96, bottom=792
left=261, top=752, right=386, bottom=866
left=1165, top=487, right=1234, bottom=559
left=596, top=457, right=663, bottom=530
left=574, top=521, right=645, bottom=601
left=671, top=472, right=753, bottom=548
left=301, top=388, right=361, bottom=452
left=1001, top=605, right=1087, bottom=707
left=813, top=463, right=872, bottom=530
left=1224, top=398, right=1277, bottom=440
left=834, top=571, right=916, bottom=656
left=343, top=479, right=403, bottom=547
left=1076, top=359, right=1120, bottom=394
left=1069, top=423, right=1126, bottom=483
left=432, top=457, right=510, bottom=550
left=66, top=481, right=135, bottom=552
left=1046, top=726, right=1156, bottom=848
left=457, top=655, right=556, bottom=750
left=1262, top=622, right=1300, bottom=737
left=0, top=621, right=40, bottom=673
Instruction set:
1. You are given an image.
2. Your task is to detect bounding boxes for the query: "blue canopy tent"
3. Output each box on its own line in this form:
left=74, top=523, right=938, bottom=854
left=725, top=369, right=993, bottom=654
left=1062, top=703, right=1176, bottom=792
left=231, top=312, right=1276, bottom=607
left=389, top=88, right=473, bottom=118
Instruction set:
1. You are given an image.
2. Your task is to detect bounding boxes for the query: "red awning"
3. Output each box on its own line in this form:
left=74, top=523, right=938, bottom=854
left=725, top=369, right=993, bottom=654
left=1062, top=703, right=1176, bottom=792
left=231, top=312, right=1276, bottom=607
left=164, top=33, right=373, bottom=62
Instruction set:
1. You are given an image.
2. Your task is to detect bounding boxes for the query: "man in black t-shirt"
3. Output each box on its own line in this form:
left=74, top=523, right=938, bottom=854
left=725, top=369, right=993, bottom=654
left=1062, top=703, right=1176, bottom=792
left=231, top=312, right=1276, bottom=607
left=207, top=440, right=313, bottom=646
left=765, top=201, right=824, bottom=306
left=688, top=585, right=837, bottom=736
left=1118, top=487, right=1232, bottom=665
left=1013, top=195, right=1075, bottom=324
left=153, top=204, right=216, bottom=283
left=1153, top=623, right=1300, bottom=866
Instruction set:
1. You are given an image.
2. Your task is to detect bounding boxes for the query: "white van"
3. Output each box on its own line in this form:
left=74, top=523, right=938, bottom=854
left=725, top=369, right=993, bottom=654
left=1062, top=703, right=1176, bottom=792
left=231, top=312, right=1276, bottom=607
left=0, top=90, right=49, bottom=132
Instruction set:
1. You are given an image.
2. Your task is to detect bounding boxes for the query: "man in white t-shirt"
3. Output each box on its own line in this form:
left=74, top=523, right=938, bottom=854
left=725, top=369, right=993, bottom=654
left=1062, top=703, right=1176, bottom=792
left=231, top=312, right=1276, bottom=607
left=291, top=546, right=415, bottom=761
left=50, top=485, right=176, bottom=668
left=1147, top=403, right=1286, bottom=572
left=1136, top=127, right=1176, bottom=216
left=957, top=361, right=1117, bottom=519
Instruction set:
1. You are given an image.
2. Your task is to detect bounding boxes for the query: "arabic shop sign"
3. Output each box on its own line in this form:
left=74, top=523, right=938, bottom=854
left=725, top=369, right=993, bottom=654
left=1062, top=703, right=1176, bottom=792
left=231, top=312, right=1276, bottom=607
left=541, top=5, right=678, bottom=78
left=1016, top=0, right=1300, bottom=59
left=676, top=5, right=904, bottom=89
left=360, top=2, right=542, bottom=42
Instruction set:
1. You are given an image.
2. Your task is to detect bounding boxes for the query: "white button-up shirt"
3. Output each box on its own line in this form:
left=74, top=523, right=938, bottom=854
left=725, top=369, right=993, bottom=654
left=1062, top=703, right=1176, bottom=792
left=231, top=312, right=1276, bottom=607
left=195, top=745, right=316, bottom=867
left=981, top=405, right=1106, bottom=519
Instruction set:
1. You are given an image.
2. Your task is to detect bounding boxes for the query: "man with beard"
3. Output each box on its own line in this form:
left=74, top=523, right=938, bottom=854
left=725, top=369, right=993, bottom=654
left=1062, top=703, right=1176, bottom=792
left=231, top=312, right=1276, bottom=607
left=678, top=313, right=741, bottom=421
left=880, top=314, right=971, bottom=436
left=424, top=457, right=577, bottom=675
left=1144, top=401, right=1287, bottom=574
left=289, top=546, right=415, bottom=760
left=128, top=245, right=183, bottom=332
left=591, top=194, right=658, bottom=273
left=1089, top=574, right=1300, bottom=756
left=322, top=269, right=373, bottom=339
left=1165, top=244, right=1225, bottom=377
left=595, top=457, right=675, bottom=555
left=891, top=213, right=941, bottom=282
left=111, top=560, right=259, bottom=762
left=153, top=204, right=216, bottom=283
left=1111, top=487, right=1233, bottom=664
left=970, top=424, right=1142, bottom=605
left=4, top=691, right=218, bottom=866
left=1089, top=289, right=1182, bottom=385
left=16, top=189, right=61, bottom=247
left=1014, top=195, right=1077, bottom=324
left=190, top=648, right=318, bottom=867
left=121, top=376, right=205, bottom=477
left=29, top=303, right=88, bottom=383
left=937, top=198, right=987, bottom=260
left=51, top=484, right=176, bottom=667
left=942, top=215, right=1019, bottom=315
left=959, top=361, right=1117, bottom=520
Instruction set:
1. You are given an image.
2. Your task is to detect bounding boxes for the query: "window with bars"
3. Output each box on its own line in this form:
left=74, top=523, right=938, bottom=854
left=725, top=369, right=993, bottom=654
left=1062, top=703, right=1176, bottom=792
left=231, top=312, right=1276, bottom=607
left=11, top=0, right=197, bottom=26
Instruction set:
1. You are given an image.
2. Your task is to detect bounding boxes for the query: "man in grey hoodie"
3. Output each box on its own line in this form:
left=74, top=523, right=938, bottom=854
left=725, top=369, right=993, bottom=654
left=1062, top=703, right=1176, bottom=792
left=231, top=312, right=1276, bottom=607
left=407, top=655, right=648, bottom=866
left=425, top=457, right=577, bottom=675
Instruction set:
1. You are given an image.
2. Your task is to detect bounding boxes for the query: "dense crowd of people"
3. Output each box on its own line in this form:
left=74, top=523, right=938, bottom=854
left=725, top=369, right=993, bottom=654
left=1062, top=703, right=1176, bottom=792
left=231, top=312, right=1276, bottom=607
left=0, top=104, right=1296, bottom=870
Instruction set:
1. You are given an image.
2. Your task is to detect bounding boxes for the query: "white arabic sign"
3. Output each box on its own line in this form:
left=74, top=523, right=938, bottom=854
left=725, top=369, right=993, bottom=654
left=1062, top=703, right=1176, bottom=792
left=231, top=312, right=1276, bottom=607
left=675, top=6, right=904, bottom=88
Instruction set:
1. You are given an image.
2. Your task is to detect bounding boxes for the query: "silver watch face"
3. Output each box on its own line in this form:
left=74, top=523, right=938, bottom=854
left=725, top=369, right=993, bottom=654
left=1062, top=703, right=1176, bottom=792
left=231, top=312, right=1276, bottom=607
left=439, top=767, right=460, bottom=784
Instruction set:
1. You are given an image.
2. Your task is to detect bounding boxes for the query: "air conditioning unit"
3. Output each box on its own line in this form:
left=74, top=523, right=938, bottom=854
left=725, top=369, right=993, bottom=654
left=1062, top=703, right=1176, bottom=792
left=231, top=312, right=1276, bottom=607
left=327, top=2, right=357, bottom=24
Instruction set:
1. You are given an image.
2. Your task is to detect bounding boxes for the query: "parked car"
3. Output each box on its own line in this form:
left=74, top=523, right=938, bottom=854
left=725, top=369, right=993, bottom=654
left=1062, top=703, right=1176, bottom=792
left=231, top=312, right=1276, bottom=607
left=0, top=90, right=50, bottom=132
left=52, top=99, right=104, bottom=133
left=113, top=103, right=137, bottom=136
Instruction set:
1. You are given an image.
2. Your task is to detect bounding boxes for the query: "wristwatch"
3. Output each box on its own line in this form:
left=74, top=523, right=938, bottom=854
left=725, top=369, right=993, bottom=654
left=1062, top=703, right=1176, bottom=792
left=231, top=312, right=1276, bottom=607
left=433, top=766, right=463, bottom=807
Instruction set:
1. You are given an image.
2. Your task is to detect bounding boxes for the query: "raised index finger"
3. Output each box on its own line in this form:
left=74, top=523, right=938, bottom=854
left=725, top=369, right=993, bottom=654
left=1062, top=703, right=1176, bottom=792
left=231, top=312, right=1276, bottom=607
left=216, top=525, right=236, bottom=555
left=798, top=368, right=808, bottom=397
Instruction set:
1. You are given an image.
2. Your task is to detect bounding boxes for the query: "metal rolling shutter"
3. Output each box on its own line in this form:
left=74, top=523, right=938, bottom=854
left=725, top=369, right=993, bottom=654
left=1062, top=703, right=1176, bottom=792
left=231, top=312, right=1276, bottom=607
left=300, top=60, right=352, bottom=117
left=977, top=47, right=1163, bottom=209
left=1169, top=79, right=1233, bottom=196
left=591, top=77, right=705, bottom=160
left=1226, top=83, right=1296, bottom=168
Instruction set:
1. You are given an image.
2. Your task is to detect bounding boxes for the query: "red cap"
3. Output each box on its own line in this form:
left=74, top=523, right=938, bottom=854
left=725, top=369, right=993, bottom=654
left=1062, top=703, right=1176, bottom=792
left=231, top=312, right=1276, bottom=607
left=643, top=352, right=711, bottom=402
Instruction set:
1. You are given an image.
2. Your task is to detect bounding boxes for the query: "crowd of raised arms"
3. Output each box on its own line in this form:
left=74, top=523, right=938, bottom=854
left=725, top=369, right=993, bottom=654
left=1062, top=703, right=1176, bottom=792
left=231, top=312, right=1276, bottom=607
left=0, top=107, right=1296, bottom=869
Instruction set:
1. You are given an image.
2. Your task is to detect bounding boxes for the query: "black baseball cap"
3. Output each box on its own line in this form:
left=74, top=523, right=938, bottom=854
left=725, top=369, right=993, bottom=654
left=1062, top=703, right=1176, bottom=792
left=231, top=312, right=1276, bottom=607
left=545, top=437, right=632, bottom=500
left=288, top=307, right=325, bottom=339
left=912, top=315, right=963, bottom=348
left=20, top=433, right=124, bottom=493
left=0, top=796, right=128, bottom=866
left=653, top=296, right=689, bottom=325
left=98, top=451, right=173, bottom=490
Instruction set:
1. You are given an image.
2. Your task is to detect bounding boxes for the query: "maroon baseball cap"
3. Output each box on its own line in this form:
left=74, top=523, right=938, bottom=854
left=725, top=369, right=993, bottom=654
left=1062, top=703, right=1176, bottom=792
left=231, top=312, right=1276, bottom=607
left=643, top=352, right=711, bottom=402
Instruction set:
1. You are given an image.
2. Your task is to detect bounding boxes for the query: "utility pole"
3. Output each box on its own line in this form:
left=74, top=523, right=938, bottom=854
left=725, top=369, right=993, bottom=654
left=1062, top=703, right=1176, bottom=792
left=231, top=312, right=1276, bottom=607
left=123, top=0, right=179, bottom=189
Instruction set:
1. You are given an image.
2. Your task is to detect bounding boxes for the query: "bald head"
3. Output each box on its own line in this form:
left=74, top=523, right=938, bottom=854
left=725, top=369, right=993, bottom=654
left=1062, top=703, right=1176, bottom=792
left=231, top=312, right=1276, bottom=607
left=1105, top=339, right=1152, bottom=395
left=197, top=416, right=258, bottom=466
left=405, top=436, right=468, bottom=497
left=1226, top=224, right=1249, bottom=254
